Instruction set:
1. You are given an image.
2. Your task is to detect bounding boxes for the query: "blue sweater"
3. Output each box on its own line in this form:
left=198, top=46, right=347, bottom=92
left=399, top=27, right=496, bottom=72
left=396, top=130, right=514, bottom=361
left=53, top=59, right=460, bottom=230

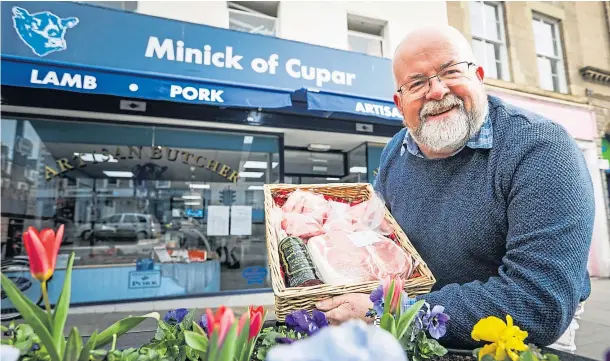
left=374, top=95, right=595, bottom=348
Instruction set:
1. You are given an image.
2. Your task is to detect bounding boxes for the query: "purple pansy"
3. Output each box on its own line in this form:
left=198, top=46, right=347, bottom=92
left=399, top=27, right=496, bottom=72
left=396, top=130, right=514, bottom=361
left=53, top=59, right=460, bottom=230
left=197, top=315, right=208, bottom=334
left=164, top=308, right=189, bottom=323
left=275, top=337, right=295, bottom=344
left=369, top=285, right=385, bottom=316
left=285, top=309, right=329, bottom=336
left=423, top=305, right=450, bottom=339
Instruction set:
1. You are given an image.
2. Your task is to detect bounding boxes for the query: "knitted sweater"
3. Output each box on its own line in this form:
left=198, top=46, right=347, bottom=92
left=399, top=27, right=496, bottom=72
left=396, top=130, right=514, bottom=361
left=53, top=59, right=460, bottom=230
left=374, top=95, right=595, bottom=348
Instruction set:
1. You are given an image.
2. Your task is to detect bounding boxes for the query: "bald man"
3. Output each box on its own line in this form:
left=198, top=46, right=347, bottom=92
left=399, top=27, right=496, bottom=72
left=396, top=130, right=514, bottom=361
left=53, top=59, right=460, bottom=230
left=316, top=26, right=593, bottom=352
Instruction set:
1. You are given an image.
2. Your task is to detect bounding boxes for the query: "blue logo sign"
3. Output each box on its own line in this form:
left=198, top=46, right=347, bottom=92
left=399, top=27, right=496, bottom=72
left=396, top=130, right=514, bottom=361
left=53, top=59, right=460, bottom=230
left=136, top=258, right=154, bottom=271
left=242, top=266, right=267, bottom=285
left=12, top=6, right=79, bottom=57
left=128, top=270, right=161, bottom=289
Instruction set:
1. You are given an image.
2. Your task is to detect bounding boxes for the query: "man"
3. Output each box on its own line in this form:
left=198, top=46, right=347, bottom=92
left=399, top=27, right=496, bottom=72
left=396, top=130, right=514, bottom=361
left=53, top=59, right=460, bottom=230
left=315, top=25, right=594, bottom=352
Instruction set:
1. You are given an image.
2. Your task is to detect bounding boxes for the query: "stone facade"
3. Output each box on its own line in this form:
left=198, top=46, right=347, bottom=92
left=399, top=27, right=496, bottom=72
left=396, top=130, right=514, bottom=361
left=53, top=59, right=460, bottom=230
left=448, top=0, right=610, bottom=218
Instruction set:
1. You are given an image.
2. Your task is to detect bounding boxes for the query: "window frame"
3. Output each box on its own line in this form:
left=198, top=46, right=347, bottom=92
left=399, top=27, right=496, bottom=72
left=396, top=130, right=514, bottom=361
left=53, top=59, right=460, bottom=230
left=532, top=12, right=568, bottom=93
left=227, top=2, right=278, bottom=37
left=470, top=1, right=511, bottom=81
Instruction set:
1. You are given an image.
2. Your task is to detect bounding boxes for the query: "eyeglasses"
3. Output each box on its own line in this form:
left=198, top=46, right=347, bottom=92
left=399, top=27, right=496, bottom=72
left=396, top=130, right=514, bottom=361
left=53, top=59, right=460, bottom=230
left=397, top=61, right=476, bottom=101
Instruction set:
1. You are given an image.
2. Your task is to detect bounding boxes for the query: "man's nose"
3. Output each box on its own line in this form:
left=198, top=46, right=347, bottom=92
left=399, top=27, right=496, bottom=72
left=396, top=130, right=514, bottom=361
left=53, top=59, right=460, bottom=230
left=425, top=77, right=449, bottom=101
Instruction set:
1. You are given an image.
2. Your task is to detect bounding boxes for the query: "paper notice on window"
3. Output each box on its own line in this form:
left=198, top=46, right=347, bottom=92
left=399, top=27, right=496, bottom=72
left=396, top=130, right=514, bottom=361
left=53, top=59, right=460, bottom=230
left=207, top=206, right=230, bottom=236
left=348, top=231, right=381, bottom=247
left=231, top=206, right=252, bottom=236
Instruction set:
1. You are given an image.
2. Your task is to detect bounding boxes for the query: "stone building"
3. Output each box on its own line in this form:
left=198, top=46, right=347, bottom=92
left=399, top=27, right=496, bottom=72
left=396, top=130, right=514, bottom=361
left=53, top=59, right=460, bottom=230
left=448, top=1, right=610, bottom=277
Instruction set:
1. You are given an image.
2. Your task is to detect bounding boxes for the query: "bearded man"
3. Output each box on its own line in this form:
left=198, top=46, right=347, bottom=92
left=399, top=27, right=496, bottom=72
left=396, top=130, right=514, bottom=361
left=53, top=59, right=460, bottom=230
left=315, top=26, right=594, bottom=352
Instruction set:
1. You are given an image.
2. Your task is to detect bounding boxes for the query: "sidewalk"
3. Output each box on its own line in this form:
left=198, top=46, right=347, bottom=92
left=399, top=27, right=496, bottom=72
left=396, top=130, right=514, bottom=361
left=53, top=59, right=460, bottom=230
left=575, top=278, right=610, bottom=361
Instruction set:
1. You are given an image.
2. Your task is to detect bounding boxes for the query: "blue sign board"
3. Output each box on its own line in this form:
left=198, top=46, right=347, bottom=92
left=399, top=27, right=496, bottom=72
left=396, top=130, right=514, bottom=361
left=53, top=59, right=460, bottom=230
left=128, top=270, right=162, bottom=289
left=1, top=1, right=398, bottom=113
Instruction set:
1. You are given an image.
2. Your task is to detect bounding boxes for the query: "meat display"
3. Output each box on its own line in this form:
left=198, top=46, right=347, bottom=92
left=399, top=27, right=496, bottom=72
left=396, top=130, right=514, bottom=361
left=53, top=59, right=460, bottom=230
left=271, top=189, right=417, bottom=288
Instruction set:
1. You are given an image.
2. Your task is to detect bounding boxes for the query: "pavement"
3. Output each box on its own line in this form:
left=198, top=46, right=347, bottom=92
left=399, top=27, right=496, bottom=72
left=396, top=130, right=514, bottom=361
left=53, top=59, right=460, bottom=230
left=574, top=278, right=610, bottom=361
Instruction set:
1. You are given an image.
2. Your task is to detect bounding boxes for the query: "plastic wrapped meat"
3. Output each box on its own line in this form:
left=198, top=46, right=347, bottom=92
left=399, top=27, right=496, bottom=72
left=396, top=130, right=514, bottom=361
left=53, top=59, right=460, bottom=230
left=323, top=201, right=355, bottom=233
left=281, top=212, right=325, bottom=240
left=307, top=231, right=377, bottom=284
left=282, top=190, right=329, bottom=224
left=307, top=230, right=413, bottom=285
left=349, top=194, right=393, bottom=235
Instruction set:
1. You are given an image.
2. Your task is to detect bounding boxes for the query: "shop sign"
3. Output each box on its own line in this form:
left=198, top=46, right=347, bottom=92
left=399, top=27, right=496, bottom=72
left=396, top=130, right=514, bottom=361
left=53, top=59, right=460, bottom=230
left=1, top=2, right=395, bottom=100
left=44, top=146, right=240, bottom=183
left=128, top=270, right=161, bottom=289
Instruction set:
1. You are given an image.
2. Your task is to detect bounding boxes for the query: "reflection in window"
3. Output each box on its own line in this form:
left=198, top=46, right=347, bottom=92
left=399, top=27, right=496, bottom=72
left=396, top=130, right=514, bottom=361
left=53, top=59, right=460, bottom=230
left=1, top=118, right=279, bottom=309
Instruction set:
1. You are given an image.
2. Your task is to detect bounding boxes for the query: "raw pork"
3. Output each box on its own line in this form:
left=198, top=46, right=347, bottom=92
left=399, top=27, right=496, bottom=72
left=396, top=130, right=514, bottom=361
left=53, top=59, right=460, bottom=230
left=282, top=189, right=329, bottom=224
left=281, top=212, right=325, bottom=240
left=307, top=230, right=413, bottom=285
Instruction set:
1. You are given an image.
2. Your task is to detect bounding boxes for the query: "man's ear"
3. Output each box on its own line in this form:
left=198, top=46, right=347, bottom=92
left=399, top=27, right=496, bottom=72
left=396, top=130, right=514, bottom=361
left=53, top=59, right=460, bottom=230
left=393, top=93, right=403, bottom=115
left=475, top=66, right=485, bottom=82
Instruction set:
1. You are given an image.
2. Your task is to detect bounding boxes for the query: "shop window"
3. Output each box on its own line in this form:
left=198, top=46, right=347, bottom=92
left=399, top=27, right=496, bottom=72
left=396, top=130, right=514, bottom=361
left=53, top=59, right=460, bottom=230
left=532, top=13, right=568, bottom=93
left=470, top=1, right=510, bottom=81
left=0, top=118, right=279, bottom=309
left=347, top=14, right=386, bottom=58
left=81, top=1, right=137, bottom=11
left=228, top=1, right=278, bottom=37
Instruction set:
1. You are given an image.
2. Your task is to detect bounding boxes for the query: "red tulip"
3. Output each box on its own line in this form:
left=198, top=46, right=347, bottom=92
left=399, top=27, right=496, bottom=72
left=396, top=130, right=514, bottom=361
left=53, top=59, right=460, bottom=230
left=248, top=305, right=264, bottom=341
left=22, top=225, right=64, bottom=282
left=205, top=306, right=235, bottom=346
left=382, top=276, right=404, bottom=314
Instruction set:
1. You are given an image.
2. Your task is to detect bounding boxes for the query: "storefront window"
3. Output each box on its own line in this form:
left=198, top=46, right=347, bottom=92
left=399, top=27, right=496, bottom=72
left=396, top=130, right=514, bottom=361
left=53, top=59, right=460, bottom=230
left=1, top=118, right=279, bottom=310
left=284, top=149, right=345, bottom=183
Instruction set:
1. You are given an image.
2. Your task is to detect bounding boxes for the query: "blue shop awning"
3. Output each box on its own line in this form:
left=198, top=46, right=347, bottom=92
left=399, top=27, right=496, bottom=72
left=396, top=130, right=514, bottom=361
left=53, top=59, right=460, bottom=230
left=1, top=57, right=293, bottom=109
left=306, top=89, right=403, bottom=122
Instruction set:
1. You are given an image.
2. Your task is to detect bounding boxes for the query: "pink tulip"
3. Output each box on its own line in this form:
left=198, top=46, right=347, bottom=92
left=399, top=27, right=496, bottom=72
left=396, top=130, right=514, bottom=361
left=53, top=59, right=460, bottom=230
left=382, top=276, right=404, bottom=314
left=205, top=306, right=235, bottom=346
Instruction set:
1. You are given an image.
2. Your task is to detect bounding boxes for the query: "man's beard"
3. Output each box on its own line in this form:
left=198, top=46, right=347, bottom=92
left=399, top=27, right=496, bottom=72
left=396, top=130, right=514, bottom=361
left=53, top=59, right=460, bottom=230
left=408, top=92, right=488, bottom=154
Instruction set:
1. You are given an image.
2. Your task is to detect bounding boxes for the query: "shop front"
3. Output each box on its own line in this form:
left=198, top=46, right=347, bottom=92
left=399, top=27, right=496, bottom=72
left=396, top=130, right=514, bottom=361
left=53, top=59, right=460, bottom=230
left=0, top=1, right=403, bottom=312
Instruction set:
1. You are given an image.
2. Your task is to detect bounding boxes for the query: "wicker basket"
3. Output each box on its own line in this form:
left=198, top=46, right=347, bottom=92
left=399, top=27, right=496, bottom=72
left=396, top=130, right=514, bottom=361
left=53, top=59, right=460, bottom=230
left=263, top=182, right=436, bottom=322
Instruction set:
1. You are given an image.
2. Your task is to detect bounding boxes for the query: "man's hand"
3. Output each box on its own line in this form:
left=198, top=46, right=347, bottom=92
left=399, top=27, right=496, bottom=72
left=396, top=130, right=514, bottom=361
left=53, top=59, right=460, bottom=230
left=315, top=293, right=374, bottom=325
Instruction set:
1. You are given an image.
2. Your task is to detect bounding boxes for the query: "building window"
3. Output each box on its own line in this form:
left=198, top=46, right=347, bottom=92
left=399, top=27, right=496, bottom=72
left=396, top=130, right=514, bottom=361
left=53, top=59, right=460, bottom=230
left=347, top=14, right=386, bottom=58
left=470, top=1, right=510, bottom=81
left=228, top=1, right=278, bottom=37
left=81, top=1, right=137, bottom=11
left=532, top=13, right=568, bottom=93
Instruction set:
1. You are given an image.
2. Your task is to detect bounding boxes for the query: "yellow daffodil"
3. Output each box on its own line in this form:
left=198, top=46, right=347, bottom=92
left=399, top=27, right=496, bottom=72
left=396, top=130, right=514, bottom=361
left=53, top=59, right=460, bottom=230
left=471, top=315, right=529, bottom=361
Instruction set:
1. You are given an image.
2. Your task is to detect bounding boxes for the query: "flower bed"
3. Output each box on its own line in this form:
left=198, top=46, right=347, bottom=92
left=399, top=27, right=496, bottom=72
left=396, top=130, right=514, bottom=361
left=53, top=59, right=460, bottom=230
left=1, top=227, right=579, bottom=361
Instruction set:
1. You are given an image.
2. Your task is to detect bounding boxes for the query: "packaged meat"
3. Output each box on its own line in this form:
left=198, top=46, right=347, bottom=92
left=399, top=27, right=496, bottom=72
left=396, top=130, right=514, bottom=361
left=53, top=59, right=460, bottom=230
left=307, top=230, right=414, bottom=285
left=349, top=193, right=386, bottom=231
left=282, top=190, right=329, bottom=224
left=281, top=212, right=325, bottom=240
left=279, top=236, right=323, bottom=287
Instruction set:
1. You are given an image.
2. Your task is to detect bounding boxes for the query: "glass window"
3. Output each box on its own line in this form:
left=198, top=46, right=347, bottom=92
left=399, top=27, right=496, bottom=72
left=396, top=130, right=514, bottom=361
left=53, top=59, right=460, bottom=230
left=228, top=1, right=278, bottom=37
left=284, top=149, right=344, bottom=178
left=1, top=118, right=279, bottom=310
left=470, top=1, right=510, bottom=81
left=80, top=1, right=137, bottom=11
left=347, top=14, right=386, bottom=57
left=532, top=13, right=567, bottom=93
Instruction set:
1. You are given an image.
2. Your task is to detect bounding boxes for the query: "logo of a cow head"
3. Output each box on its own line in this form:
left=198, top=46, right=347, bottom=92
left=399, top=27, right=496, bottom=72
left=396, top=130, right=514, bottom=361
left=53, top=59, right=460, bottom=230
left=12, top=6, right=79, bottom=57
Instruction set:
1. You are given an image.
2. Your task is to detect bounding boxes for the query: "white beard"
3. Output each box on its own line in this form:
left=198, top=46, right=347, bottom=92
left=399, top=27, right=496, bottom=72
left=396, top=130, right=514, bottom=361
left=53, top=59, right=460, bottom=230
left=410, top=93, right=488, bottom=153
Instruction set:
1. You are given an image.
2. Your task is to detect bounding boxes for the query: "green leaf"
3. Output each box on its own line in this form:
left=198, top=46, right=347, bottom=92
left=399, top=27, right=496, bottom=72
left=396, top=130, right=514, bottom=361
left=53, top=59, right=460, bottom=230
left=63, top=328, right=82, bottom=361
left=53, top=253, right=75, bottom=357
left=543, top=354, right=559, bottom=361
left=383, top=281, right=395, bottom=315
left=155, top=320, right=175, bottom=341
left=481, top=354, right=496, bottom=361
left=0, top=273, right=52, bottom=331
left=0, top=273, right=60, bottom=361
left=380, top=313, right=397, bottom=336
left=180, top=309, right=197, bottom=331
left=207, top=330, right=219, bottom=361
left=235, top=314, right=250, bottom=361
left=520, top=351, right=539, bottom=361
left=192, top=322, right=206, bottom=336
left=96, top=312, right=160, bottom=347
left=78, top=331, right=97, bottom=361
left=14, top=339, right=33, bottom=354
left=184, top=331, right=208, bottom=353
left=396, top=299, right=425, bottom=340
left=217, top=322, right=238, bottom=361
